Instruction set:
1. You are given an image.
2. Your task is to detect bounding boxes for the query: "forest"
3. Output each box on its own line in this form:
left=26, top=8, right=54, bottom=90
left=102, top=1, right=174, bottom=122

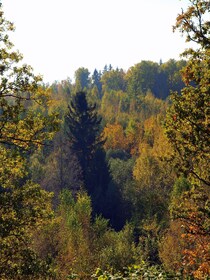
left=0, top=0, right=209, bottom=279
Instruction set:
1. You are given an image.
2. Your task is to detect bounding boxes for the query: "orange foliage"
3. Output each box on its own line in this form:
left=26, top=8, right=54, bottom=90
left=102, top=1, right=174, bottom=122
left=170, top=189, right=210, bottom=279
left=103, top=122, right=144, bottom=154
left=181, top=219, right=210, bottom=279
left=103, top=123, right=128, bottom=151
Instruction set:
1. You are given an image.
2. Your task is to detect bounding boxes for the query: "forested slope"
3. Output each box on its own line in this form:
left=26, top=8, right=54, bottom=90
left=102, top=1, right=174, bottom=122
left=0, top=0, right=209, bottom=279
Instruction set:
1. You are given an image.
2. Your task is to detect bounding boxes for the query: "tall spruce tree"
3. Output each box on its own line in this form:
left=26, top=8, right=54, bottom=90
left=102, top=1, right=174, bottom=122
left=65, top=92, right=110, bottom=215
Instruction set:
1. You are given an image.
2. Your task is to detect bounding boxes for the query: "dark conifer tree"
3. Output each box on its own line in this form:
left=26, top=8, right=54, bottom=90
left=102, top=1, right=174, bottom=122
left=92, top=69, right=102, bottom=96
left=65, top=92, right=110, bottom=215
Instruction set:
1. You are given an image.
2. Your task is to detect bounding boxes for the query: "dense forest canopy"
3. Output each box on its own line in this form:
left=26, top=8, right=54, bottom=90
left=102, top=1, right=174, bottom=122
left=0, top=0, right=209, bottom=279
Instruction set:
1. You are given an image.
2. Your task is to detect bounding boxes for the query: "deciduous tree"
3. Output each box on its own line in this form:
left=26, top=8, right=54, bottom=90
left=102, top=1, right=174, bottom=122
left=0, top=3, right=58, bottom=278
left=163, top=1, right=210, bottom=278
left=165, top=0, right=210, bottom=187
left=74, top=67, right=90, bottom=92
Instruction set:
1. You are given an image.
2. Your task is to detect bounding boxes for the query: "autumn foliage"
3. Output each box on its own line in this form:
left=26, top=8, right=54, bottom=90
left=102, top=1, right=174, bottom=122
left=0, top=0, right=209, bottom=278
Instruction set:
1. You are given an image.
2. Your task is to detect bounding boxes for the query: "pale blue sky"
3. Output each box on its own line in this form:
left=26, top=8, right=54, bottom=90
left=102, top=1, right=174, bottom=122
left=2, top=0, right=191, bottom=83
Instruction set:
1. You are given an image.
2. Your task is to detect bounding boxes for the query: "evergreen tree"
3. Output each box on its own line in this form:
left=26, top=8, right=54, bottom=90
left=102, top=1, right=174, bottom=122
left=92, top=69, right=102, bottom=96
left=65, top=92, right=110, bottom=215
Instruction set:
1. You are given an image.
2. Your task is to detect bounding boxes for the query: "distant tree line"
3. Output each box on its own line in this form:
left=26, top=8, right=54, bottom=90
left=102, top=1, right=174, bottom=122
left=50, top=59, right=186, bottom=101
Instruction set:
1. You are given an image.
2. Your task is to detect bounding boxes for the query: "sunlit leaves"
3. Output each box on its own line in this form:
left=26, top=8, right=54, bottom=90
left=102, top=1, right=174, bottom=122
left=103, top=123, right=128, bottom=151
left=173, top=0, right=210, bottom=48
left=0, top=4, right=58, bottom=278
left=169, top=187, right=210, bottom=278
left=165, top=54, right=210, bottom=186
left=165, top=0, right=210, bottom=186
left=162, top=2, right=210, bottom=275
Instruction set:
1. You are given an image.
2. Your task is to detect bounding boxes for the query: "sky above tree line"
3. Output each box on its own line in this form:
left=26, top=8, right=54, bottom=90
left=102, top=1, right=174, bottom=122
left=2, top=0, right=191, bottom=83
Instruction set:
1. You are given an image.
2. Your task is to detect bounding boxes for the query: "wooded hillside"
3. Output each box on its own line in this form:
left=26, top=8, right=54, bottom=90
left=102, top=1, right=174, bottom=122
left=0, top=0, right=209, bottom=279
